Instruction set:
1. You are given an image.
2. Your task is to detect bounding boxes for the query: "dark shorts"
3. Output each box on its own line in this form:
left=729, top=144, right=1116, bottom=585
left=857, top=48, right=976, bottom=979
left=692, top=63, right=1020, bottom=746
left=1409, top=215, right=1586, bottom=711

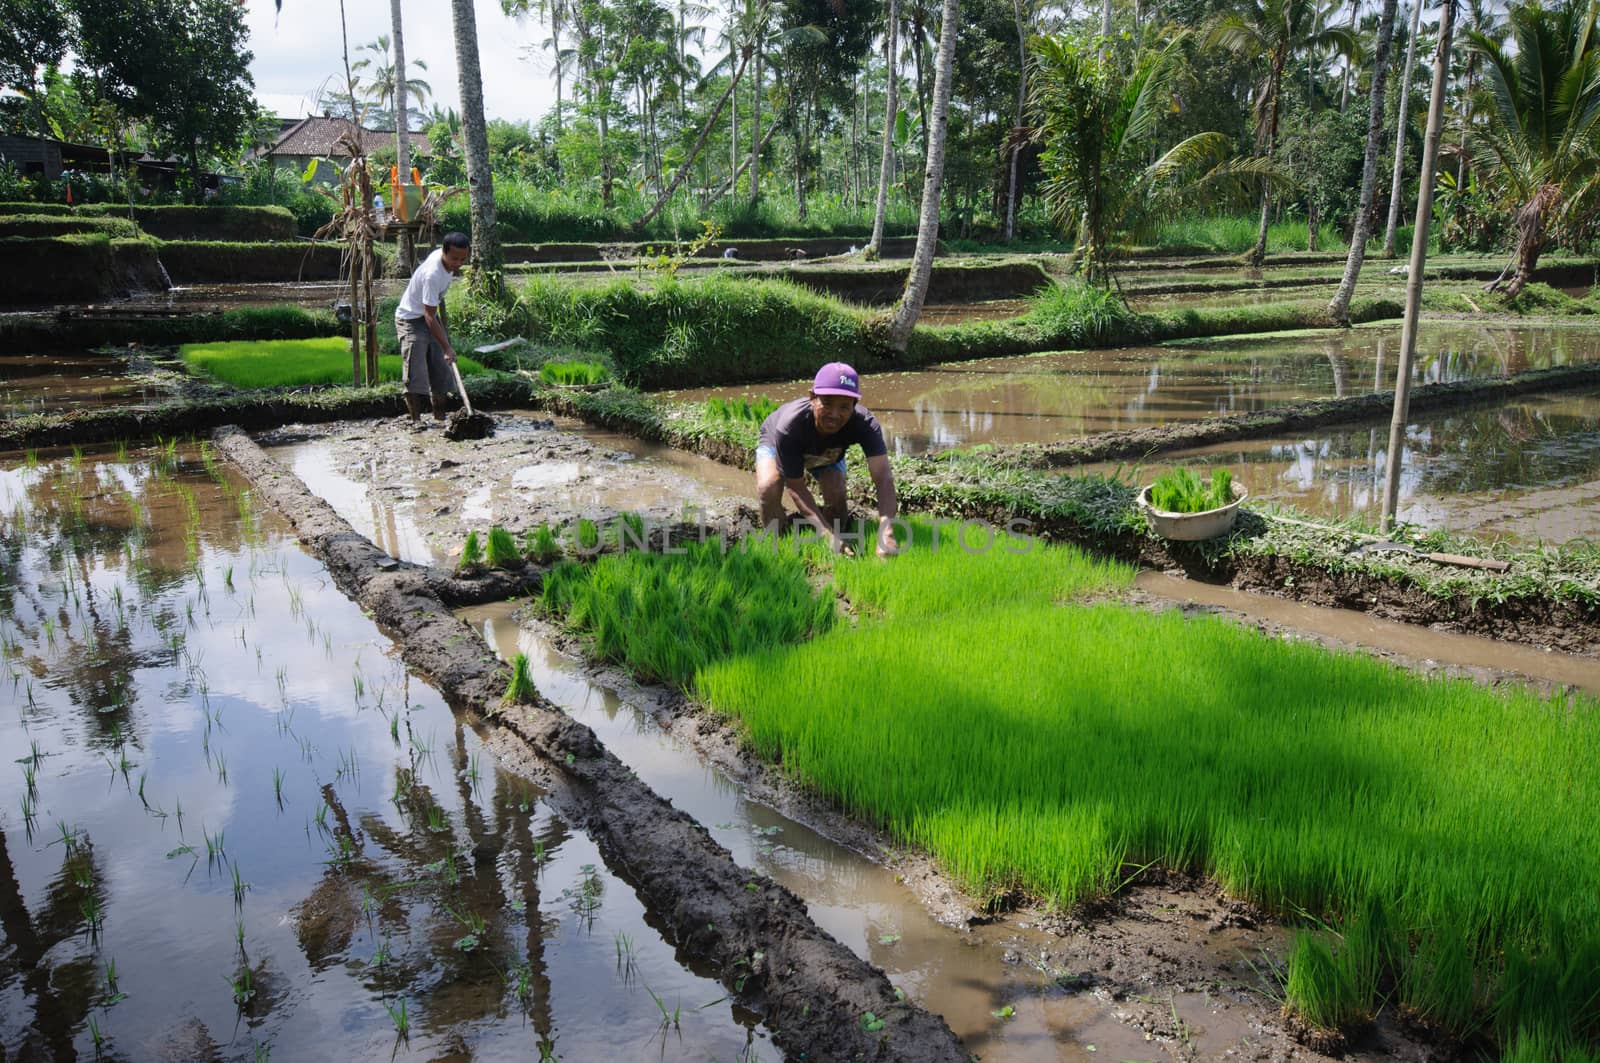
left=755, top=444, right=846, bottom=479
left=396, top=315, right=455, bottom=397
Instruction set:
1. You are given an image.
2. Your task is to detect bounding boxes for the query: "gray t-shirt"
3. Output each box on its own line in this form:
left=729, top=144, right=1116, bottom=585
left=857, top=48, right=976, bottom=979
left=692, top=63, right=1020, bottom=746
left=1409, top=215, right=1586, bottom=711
left=396, top=248, right=454, bottom=321
left=757, top=397, right=888, bottom=478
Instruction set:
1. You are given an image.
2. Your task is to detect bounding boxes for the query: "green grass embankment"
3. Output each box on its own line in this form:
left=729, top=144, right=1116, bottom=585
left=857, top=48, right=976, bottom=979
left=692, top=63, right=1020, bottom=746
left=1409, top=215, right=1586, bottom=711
left=0, top=305, right=340, bottom=351
left=179, top=337, right=487, bottom=389
left=539, top=521, right=1600, bottom=1056
left=457, top=272, right=1404, bottom=389
left=0, top=202, right=297, bottom=241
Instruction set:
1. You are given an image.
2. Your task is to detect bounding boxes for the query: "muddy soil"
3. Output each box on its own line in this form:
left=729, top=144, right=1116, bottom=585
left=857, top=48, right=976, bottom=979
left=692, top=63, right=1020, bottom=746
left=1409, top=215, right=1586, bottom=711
left=256, top=411, right=751, bottom=565
left=513, top=618, right=1453, bottom=1063
left=212, top=426, right=967, bottom=1063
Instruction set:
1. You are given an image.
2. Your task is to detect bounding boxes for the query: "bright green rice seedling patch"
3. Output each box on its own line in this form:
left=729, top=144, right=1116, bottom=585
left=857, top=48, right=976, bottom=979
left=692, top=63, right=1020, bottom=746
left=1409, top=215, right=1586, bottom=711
left=537, top=537, right=835, bottom=687
left=485, top=526, right=521, bottom=569
left=538, top=360, right=611, bottom=386
left=654, top=524, right=1600, bottom=1050
left=703, top=396, right=779, bottom=424
left=458, top=531, right=483, bottom=571
left=1147, top=467, right=1234, bottom=513
left=179, top=338, right=486, bottom=389
left=504, top=652, right=537, bottom=703
left=1285, top=931, right=1366, bottom=1031
left=523, top=524, right=560, bottom=564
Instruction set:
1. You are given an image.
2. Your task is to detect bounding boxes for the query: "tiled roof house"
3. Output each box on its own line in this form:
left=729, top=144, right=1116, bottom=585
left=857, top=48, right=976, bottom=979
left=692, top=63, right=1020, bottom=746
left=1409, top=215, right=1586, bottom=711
left=261, top=117, right=432, bottom=184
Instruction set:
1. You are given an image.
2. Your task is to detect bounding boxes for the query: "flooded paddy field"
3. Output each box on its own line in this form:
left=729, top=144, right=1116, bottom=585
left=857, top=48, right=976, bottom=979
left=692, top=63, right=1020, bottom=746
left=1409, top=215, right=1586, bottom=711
left=0, top=445, right=773, bottom=1060
left=0, top=352, right=180, bottom=419
left=1084, top=386, right=1600, bottom=544
left=663, top=320, right=1600, bottom=454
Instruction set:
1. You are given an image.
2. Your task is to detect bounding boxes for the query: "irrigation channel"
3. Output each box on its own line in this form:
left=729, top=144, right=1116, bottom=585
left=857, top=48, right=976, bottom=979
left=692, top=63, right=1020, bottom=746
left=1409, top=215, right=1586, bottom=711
left=666, top=321, right=1600, bottom=451
left=0, top=444, right=779, bottom=1060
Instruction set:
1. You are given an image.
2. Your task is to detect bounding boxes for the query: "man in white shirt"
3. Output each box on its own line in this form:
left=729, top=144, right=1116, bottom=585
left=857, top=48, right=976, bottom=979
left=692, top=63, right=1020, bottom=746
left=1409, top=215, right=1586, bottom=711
left=395, top=231, right=470, bottom=424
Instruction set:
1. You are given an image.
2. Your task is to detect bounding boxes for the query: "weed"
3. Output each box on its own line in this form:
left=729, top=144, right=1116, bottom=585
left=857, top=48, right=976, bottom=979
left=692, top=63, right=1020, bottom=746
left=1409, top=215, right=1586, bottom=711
left=425, top=805, right=449, bottom=834
left=448, top=906, right=488, bottom=952
left=104, top=957, right=125, bottom=1005
left=231, top=863, right=250, bottom=907
left=383, top=996, right=410, bottom=1039
left=615, top=932, right=639, bottom=983
left=272, top=767, right=286, bottom=808
left=226, top=965, right=255, bottom=1007
left=79, top=894, right=103, bottom=937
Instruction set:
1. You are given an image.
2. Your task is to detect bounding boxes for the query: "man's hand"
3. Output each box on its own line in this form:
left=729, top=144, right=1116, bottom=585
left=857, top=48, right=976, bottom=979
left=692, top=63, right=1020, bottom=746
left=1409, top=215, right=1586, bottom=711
left=442, top=345, right=457, bottom=365
left=875, top=520, right=900, bottom=558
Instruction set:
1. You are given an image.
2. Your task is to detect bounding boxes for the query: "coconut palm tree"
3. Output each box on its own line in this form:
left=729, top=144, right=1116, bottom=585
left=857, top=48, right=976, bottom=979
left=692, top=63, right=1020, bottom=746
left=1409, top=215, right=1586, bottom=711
left=1031, top=32, right=1281, bottom=286
left=504, top=0, right=574, bottom=133
left=869, top=0, right=900, bottom=256
left=1381, top=0, right=1423, bottom=256
left=1208, top=0, right=1359, bottom=265
left=451, top=0, right=503, bottom=285
left=1327, top=0, right=1400, bottom=324
left=887, top=0, right=957, bottom=351
left=1469, top=0, right=1600, bottom=298
left=354, top=34, right=432, bottom=126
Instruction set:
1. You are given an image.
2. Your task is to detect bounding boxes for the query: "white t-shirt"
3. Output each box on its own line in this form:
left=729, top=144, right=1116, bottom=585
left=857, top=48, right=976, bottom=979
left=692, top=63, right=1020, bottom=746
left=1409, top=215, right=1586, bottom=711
left=396, top=249, right=455, bottom=321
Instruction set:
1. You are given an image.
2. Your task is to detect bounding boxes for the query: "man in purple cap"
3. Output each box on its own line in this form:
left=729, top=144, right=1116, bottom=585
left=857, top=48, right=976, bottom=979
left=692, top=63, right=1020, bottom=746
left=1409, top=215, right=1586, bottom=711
left=755, top=362, right=900, bottom=556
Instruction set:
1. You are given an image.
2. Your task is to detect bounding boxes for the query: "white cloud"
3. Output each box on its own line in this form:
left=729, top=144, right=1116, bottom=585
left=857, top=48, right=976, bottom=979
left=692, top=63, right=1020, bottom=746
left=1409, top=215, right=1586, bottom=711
left=244, top=0, right=558, bottom=125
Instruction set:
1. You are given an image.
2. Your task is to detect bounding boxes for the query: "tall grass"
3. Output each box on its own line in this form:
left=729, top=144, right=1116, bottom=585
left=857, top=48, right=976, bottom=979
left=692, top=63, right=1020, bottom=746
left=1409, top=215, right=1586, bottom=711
left=494, top=273, right=873, bottom=389
left=1028, top=283, right=1134, bottom=347
left=534, top=520, right=1600, bottom=1051
left=1150, top=216, right=1351, bottom=254
left=179, top=338, right=487, bottom=389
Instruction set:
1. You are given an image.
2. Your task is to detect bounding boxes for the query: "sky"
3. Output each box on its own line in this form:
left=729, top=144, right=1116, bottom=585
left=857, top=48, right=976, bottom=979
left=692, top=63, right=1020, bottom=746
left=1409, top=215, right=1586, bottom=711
left=244, top=0, right=560, bottom=126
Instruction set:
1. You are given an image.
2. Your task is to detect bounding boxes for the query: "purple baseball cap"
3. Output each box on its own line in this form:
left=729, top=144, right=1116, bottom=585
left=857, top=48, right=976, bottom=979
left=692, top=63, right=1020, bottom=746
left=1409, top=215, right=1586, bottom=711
left=812, top=362, right=861, bottom=398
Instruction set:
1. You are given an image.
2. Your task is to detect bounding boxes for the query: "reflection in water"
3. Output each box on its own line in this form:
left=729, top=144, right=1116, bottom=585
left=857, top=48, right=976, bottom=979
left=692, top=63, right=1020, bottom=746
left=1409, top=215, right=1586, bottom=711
left=664, top=322, right=1600, bottom=454
left=0, top=445, right=770, bottom=1060
left=0, top=353, right=175, bottom=419
left=1086, top=388, right=1600, bottom=542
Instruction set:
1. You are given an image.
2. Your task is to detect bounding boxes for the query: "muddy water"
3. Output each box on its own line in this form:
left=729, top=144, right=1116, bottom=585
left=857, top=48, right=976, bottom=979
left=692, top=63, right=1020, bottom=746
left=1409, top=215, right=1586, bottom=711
left=462, top=608, right=1282, bottom=1062
left=1089, top=387, right=1600, bottom=543
left=917, top=300, right=1032, bottom=325
left=267, top=415, right=751, bottom=567
left=1137, top=572, right=1600, bottom=693
left=0, top=446, right=772, bottom=1060
left=119, top=280, right=404, bottom=312
left=0, top=353, right=174, bottom=419
left=663, top=322, right=1600, bottom=454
